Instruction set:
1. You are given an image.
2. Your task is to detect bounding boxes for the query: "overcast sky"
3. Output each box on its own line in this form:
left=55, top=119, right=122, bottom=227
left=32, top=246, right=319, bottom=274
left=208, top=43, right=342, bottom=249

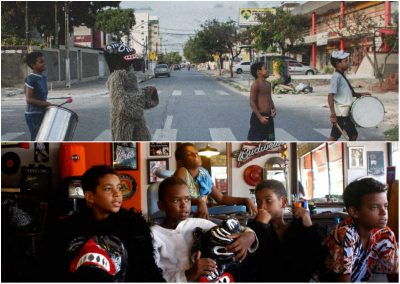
left=120, top=1, right=283, bottom=53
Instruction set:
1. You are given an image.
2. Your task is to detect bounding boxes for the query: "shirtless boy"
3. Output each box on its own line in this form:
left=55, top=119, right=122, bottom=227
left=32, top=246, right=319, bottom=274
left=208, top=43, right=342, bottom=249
left=247, top=62, right=276, bottom=141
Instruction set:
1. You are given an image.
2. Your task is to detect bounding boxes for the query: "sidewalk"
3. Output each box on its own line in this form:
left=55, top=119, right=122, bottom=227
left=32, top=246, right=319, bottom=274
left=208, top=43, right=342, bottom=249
left=1, top=71, right=154, bottom=101
left=199, top=69, right=399, bottom=134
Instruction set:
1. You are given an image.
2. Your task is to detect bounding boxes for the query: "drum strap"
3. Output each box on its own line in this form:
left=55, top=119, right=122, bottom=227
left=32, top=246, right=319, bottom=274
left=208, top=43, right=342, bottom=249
left=335, top=70, right=356, bottom=97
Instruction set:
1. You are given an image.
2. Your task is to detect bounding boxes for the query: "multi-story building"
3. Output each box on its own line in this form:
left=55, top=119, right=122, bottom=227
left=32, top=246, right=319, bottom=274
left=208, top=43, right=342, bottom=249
left=124, top=12, right=150, bottom=57
left=291, top=1, right=398, bottom=74
left=148, top=16, right=161, bottom=56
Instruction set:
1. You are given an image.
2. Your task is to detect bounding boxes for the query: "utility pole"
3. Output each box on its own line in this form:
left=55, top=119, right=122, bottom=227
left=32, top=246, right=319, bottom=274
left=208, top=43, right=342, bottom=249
left=145, top=36, right=148, bottom=71
left=54, top=2, right=58, bottom=47
left=25, top=2, right=29, bottom=43
left=65, top=2, right=71, bottom=88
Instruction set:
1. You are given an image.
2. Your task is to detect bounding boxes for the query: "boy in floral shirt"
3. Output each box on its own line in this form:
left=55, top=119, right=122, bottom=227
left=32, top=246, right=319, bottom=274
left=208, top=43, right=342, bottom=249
left=322, top=177, right=398, bottom=282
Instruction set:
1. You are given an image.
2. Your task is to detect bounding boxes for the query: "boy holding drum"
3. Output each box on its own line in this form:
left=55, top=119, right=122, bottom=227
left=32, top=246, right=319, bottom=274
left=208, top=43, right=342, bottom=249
left=328, top=50, right=371, bottom=141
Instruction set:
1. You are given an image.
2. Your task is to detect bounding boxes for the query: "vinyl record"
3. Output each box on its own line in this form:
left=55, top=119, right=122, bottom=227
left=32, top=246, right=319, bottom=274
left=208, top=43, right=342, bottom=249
left=118, top=173, right=137, bottom=200
left=1, top=152, right=21, bottom=175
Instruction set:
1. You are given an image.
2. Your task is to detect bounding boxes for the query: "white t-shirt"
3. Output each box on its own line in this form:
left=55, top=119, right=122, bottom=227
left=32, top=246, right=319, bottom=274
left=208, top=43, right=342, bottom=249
left=151, top=218, right=216, bottom=282
left=329, top=72, right=354, bottom=116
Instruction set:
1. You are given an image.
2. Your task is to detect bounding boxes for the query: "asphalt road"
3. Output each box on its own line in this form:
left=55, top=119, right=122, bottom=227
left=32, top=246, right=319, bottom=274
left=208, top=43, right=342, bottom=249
left=1, top=69, right=386, bottom=141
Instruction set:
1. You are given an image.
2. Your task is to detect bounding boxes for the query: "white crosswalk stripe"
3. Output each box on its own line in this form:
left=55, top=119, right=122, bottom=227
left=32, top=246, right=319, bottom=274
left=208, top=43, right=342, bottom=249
left=152, top=115, right=178, bottom=141
left=274, top=128, right=298, bottom=141
left=216, top=90, right=230, bottom=96
left=172, top=90, right=182, bottom=96
left=94, top=129, right=111, bottom=141
left=313, top=128, right=331, bottom=139
left=1, top=109, right=16, bottom=112
left=1, top=132, right=25, bottom=141
left=194, top=90, right=205, bottom=96
left=210, top=128, right=237, bottom=141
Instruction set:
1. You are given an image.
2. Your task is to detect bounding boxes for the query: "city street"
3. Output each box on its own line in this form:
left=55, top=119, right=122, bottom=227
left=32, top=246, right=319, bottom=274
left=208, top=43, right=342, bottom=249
left=1, top=69, right=392, bottom=141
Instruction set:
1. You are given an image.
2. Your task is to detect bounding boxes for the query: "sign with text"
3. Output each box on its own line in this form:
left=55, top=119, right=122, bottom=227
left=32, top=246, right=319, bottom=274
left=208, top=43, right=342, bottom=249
left=232, top=142, right=285, bottom=167
left=239, top=8, right=276, bottom=27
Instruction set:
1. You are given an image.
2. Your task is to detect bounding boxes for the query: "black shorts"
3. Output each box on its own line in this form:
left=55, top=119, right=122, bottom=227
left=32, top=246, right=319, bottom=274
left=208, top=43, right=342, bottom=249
left=247, top=112, right=275, bottom=141
left=330, top=116, right=358, bottom=139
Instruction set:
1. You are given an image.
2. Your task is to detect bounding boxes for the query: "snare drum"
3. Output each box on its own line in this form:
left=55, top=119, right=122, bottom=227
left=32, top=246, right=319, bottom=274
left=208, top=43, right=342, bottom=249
left=350, top=96, right=385, bottom=128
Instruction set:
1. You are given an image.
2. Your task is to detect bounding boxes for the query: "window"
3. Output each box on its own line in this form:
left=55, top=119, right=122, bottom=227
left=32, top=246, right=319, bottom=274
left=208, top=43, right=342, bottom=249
left=299, top=143, right=343, bottom=201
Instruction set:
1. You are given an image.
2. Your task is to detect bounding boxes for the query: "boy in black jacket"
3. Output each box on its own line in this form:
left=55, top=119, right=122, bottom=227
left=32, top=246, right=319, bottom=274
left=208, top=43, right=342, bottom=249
left=38, top=165, right=165, bottom=282
left=248, top=180, right=322, bottom=282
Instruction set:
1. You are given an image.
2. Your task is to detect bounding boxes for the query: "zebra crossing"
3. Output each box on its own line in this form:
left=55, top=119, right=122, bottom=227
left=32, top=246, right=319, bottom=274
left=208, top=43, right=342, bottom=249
left=1, top=127, right=340, bottom=142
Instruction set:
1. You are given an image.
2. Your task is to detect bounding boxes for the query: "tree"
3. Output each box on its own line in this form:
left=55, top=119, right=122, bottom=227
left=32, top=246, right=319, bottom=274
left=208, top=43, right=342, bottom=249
left=158, top=52, right=182, bottom=65
left=327, top=10, right=398, bottom=84
left=183, top=37, right=211, bottom=64
left=248, top=8, right=308, bottom=55
left=1, top=1, right=120, bottom=46
left=194, top=19, right=245, bottom=77
left=96, top=8, right=135, bottom=41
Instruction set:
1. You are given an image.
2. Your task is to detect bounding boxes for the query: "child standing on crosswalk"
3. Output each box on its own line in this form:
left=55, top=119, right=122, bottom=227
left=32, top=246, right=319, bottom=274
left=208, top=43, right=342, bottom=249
left=24, top=52, right=53, bottom=140
left=247, top=62, right=276, bottom=141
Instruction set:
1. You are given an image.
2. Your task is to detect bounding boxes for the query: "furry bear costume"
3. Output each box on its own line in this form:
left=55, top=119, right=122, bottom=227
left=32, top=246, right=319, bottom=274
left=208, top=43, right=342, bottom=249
left=104, top=42, right=158, bottom=141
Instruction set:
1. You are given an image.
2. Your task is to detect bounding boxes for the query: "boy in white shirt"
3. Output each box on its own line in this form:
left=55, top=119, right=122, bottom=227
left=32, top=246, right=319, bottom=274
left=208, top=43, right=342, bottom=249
left=151, top=176, right=258, bottom=282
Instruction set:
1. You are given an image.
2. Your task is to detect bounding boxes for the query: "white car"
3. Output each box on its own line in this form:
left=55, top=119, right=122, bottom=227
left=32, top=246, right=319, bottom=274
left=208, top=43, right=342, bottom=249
left=287, top=60, right=317, bottom=75
left=233, top=61, right=251, bottom=74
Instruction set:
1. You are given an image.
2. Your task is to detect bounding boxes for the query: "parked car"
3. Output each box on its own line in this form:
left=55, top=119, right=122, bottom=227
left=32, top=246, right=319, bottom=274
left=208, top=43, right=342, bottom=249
left=233, top=61, right=251, bottom=74
left=154, top=64, right=170, bottom=78
left=287, top=60, right=316, bottom=75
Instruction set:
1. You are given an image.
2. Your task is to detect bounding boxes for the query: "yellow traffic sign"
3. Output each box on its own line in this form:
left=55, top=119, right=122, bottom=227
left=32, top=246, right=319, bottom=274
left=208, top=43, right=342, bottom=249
left=149, top=51, right=157, bottom=61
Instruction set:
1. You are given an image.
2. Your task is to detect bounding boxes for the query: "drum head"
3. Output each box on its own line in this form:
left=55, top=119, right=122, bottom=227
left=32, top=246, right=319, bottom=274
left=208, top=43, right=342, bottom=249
left=350, top=96, right=385, bottom=128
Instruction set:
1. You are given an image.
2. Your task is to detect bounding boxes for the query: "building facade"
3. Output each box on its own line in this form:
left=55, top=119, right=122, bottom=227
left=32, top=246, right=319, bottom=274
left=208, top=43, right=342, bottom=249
left=291, top=1, right=398, bottom=74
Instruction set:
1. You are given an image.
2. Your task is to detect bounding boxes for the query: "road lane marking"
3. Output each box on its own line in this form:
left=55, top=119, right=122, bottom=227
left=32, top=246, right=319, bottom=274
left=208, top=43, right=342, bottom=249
left=172, top=90, right=182, bottom=96
left=194, top=90, right=205, bottom=96
left=274, top=128, right=297, bottom=141
left=210, top=128, right=237, bottom=141
left=1, top=132, right=25, bottom=141
left=94, top=129, right=111, bottom=141
left=216, top=90, right=230, bottom=96
left=152, top=115, right=177, bottom=140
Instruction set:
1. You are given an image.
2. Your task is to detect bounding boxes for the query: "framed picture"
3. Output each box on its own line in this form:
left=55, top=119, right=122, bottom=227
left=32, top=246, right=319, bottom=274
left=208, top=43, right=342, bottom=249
left=149, top=142, right=171, bottom=158
left=112, top=143, right=138, bottom=170
left=147, top=158, right=169, bottom=184
left=367, top=151, right=385, bottom=176
left=348, top=146, right=365, bottom=168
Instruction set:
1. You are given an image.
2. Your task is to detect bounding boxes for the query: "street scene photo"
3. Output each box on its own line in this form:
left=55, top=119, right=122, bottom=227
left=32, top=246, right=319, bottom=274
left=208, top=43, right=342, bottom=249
left=1, top=1, right=398, bottom=141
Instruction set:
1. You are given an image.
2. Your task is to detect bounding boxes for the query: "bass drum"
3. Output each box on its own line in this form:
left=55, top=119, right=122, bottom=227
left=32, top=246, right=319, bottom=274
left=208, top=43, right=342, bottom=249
left=350, top=96, right=385, bottom=128
left=35, top=106, right=78, bottom=141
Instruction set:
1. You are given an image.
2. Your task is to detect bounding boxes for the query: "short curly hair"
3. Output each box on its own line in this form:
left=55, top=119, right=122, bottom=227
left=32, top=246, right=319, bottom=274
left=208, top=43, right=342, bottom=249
left=255, top=179, right=287, bottom=198
left=82, top=165, right=118, bottom=193
left=175, top=143, right=196, bottom=161
left=158, top=176, right=187, bottom=202
left=343, top=177, right=387, bottom=210
left=250, top=62, right=266, bottom=79
left=25, top=52, right=43, bottom=69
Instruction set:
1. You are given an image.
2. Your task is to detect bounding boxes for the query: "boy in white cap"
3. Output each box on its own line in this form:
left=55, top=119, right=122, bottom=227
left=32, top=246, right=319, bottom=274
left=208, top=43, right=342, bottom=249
left=328, top=50, right=371, bottom=141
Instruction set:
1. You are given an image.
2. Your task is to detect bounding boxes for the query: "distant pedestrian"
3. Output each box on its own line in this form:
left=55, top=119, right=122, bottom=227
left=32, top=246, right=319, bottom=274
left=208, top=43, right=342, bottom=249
left=24, top=52, right=53, bottom=140
left=328, top=50, right=371, bottom=141
left=247, top=62, right=276, bottom=141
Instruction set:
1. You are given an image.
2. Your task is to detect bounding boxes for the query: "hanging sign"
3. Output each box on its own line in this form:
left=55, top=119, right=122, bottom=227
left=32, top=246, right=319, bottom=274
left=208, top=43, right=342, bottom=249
left=232, top=142, right=285, bottom=167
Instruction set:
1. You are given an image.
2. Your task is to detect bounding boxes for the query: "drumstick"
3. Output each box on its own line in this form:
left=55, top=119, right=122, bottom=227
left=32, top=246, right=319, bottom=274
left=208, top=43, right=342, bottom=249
left=335, top=123, right=349, bottom=141
left=58, top=97, right=73, bottom=107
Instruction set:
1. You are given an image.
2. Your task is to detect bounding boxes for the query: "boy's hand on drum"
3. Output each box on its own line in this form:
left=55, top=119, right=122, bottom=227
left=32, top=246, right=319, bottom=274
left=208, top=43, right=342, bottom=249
left=361, top=92, right=371, bottom=96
